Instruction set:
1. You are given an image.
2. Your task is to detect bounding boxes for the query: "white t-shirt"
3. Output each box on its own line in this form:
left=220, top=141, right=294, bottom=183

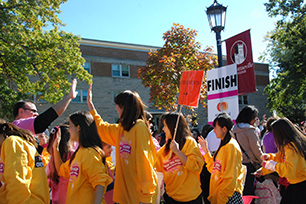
left=206, top=130, right=221, bottom=154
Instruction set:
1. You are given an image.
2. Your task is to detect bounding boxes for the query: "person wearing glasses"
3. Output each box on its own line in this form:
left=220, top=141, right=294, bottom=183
left=12, top=79, right=78, bottom=136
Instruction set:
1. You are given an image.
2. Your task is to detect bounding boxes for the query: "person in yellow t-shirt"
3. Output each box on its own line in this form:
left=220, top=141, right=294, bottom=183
left=53, top=111, right=112, bottom=204
left=199, top=113, right=244, bottom=204
left=254, top=118, right=306, bottom=204
left=156, top=112, right=204, bottom=203
left=0, top=122, right=50, bottom=204
left=87, top=85, right=157, bottom=204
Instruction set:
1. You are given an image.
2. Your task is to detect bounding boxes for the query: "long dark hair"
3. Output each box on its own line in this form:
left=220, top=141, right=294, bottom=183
left=47, top=124, right=73, bottom=184
left=236, top=105, right=258, bottom=125
left=213, top=113, right=233, bottom=161
left=114, top=90, right=148, bottom=131
left=272, top=118, right=306, bottom=160
left=0, top=122, right=37, bottom=148
left=163, top=112, right=190, bottom=157
left=68, top=111, right=105, bottom=165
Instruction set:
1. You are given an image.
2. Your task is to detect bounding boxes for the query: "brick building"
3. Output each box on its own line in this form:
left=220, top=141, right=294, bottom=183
left=35, top=38, right=270, bottom=130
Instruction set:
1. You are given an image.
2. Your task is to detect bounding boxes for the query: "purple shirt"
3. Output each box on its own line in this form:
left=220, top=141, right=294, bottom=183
left=262, top=132, right=278, bottom=153
left=12, top=117, right=36, bottom=136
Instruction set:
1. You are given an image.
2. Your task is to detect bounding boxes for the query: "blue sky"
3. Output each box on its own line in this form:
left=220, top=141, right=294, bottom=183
left=58, top=0, right=277, bottom=63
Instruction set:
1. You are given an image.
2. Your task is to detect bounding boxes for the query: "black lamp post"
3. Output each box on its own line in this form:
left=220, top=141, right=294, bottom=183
left=206, top=0, right=227, bottom=67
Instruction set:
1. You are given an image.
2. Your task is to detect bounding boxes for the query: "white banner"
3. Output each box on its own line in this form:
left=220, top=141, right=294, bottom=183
left=207, top=64, right=239, bottom=124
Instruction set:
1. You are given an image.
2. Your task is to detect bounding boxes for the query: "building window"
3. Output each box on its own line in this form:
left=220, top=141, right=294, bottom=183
left=112, top=64, right=130, bottom=77
left=72, top=90, right=88, bottom=103
left=84, top=62, right=91, bottom=74
left=239, top=95, right=248, bottom=105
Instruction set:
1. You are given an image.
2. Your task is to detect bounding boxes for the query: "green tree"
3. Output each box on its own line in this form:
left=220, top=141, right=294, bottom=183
left=261, top=0, right=306, bottom=123
left=0, top=0, right=92, bottom=120
left=138, top=23, right=217, bottom=113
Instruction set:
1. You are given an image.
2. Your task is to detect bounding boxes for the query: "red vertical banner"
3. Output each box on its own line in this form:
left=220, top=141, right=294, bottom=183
left=225, top=29, right=256, bottom=95
left=178, top=71, right=204, bottom=107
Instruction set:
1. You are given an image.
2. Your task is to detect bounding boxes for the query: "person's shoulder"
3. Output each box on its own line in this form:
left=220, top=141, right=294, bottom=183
left=3, top=135, right=20, bottom=144
left=79, top=147, right=103, bottom=160
left=226, top=138, right=241, bottom=151
left=134, top=119, right=150, bottom=131
left=135, top=119, right=146, bottom=126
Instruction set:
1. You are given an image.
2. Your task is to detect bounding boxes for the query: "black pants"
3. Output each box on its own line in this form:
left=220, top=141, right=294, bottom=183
left=200, top=163, right=211, bottom=204
left=163, top=192, right=202, bottom=204
left=281, top=179, right=306, bottom=204
left=243, top=163, right=256, bottom=196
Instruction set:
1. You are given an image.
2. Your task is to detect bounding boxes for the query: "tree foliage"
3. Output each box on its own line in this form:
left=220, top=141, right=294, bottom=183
left=0, top=0, right=92, bottom=120
left=261, top=0, right=306, bottom=123
left=138, top=23, right=217, bottom=112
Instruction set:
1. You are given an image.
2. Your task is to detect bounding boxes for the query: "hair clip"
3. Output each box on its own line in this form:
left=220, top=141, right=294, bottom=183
left=50, top=126, right=60, bottom=134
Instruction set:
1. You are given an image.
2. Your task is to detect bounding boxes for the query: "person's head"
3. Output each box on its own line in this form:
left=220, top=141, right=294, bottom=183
left=162, top=112, right=190, bottom=155
left=114, top=90, right=147, bottom=131
left=47, top=124, right=72, bottom=184
left=37, top=131, right=48, bottom=146
left=68, top=110, right=104, bottom=165
left=213, top=113, right=233, bottom=140
left=47, top=124, right=71, bottom=161
left=102, top=141, right=113, bottom=158
left=271, top=118, right=306, bottom=158
left=266, top=116, right=279, bottom=132
left=13, top=100, right=38, bottom=120
left=0, top=122, right=37, bottom=150
left=236, top=105, right=259, bottom=126
left=191, top=128, right=200, bottom=141
left=201, top=124, right=214, bottom=139
left=212, top=113, right=233, bottom=160
left=68, top=111, right=102, bottom=148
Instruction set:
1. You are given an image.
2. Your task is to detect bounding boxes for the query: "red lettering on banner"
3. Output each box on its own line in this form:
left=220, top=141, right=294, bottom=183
left=0, top=163, right=3, bottom=174
left=163, top=157, right=182, bottom=172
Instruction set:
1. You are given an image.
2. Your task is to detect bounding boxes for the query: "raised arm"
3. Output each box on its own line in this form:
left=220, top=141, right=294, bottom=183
left=52, top=79, right=78, bottom=116
left=87, top=84, right=95, bottom=112
left=52, top=129, right=63, bottom=172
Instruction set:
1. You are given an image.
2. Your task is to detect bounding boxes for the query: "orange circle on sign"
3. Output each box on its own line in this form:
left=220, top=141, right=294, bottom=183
left=217, top=102, right=228, bottom=112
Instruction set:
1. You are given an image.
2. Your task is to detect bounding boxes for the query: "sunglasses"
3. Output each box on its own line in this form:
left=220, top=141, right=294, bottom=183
left=22, top=107, right=37, bottom=113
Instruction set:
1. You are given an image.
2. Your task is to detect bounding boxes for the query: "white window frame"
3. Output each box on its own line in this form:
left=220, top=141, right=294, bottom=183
left=72, top=90, right=88, bottom=103
left=112, top=64, right=130, bottom=78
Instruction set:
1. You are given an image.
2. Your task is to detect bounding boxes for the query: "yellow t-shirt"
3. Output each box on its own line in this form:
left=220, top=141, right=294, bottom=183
left=58, top=147, right=112, bottom=204
left=156, top=136, right=204, bottom=202
left=91, top=109, right=157, bottom=204
left=0, top=136, right=50, bottom=204
left=204, top=138, right=244, bottom=204
left=262, top=143, right=306, bottom=184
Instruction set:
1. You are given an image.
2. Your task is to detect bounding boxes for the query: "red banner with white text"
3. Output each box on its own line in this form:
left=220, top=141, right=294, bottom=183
left=225, top=29, right=256, bottom=95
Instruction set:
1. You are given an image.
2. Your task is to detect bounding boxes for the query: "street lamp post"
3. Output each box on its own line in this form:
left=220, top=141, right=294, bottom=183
left=206, top=0, right=227, bottom=67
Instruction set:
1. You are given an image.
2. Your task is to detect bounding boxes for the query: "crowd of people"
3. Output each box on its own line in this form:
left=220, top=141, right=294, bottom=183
left=0, top=80, right=306, bottom=204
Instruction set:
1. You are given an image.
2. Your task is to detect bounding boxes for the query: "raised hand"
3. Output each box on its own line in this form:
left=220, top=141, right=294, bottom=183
left=69, top=79, right=78, bottom=99
left=53, top=127, right=61, bottom=151
left=198, top=136, right=209, bottom=155
left=87, top=84, right=95, bottom=111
